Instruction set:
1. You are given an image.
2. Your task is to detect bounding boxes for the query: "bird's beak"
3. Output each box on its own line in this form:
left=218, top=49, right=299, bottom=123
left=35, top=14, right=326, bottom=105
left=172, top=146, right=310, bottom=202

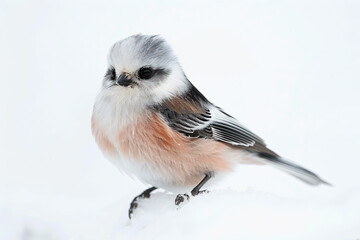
left=117, top=73, right=133, bottom=87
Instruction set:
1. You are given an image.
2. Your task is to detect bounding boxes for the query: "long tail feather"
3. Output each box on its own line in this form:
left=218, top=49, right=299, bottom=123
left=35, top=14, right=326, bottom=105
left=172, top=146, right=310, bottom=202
left=256, top=152, right=331, bottom=186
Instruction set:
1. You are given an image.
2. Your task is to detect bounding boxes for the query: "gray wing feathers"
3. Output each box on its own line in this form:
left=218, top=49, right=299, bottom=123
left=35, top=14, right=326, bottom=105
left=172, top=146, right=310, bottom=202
left=210, top=107, right=265, bottom=147
left=157, top=104, right=269, bottom=148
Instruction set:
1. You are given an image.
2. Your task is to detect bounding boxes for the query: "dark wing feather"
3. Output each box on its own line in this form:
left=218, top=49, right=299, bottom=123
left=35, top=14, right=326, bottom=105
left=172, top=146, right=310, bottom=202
left=156, top=106, right=213, bottom=138
left=155, top=102, right=271, bottom=151
left=154, top=83, right=277, bottom=156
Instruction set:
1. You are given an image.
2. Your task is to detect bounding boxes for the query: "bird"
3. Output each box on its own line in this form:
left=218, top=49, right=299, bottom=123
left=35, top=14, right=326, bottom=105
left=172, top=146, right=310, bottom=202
left=91, top=34, right=329, bottom=219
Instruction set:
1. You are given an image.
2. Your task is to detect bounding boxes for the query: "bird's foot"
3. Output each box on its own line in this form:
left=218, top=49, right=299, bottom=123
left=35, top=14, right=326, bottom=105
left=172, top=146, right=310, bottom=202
left=175, top=193, right=190, bottom=206
left=191, top=189, right=210, bottom=196
left=128, top=188, right=154, bottom=219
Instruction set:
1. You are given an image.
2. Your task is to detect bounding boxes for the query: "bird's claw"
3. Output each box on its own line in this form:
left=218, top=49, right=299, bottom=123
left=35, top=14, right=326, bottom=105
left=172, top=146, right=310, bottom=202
left=128, top=197, right=140, bottom=219
left=175, top=193, right=190, bottom=206
left=128, top=192, right=153, bottom=219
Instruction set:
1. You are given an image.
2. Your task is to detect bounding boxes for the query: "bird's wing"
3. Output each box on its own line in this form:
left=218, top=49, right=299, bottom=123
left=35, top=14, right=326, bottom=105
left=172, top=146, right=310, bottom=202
left=156, top=103, right=264, bottom=147
left=153, top=81, right=269, bottom=151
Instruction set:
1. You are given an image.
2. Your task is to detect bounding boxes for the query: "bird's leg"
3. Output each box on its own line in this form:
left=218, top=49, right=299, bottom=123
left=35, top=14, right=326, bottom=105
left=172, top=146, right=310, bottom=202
left=190, top=172, right=212, bottom=196
left=128, top=186, right=157, bottom=219
left=175, top=172, right=212, bottom=205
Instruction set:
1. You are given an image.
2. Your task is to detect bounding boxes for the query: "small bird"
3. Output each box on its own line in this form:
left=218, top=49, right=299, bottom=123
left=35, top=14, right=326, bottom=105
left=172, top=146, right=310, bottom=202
left=91, top=34, right=329, bottom=218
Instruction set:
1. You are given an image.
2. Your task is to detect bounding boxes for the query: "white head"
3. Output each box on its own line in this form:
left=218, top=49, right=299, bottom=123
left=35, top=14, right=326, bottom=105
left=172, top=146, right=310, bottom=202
left=102, top=34, right=189, bottom=106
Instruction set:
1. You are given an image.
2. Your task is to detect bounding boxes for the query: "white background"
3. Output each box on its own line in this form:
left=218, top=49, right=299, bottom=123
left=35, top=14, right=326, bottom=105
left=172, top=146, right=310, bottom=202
left=1, top=0, right=359, bottom=239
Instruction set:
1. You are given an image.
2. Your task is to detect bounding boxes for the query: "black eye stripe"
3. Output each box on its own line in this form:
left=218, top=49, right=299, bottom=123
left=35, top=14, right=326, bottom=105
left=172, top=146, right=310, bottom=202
left=138, top=67, right=170, bottom=80
left=105, top=68, right=116, bottom=80
left=104, top=67, right=170, bottom=82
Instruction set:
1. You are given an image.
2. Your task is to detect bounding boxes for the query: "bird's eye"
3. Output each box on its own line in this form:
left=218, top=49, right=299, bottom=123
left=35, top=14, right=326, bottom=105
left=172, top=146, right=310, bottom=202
left=138, top=67, right=154, bottom=80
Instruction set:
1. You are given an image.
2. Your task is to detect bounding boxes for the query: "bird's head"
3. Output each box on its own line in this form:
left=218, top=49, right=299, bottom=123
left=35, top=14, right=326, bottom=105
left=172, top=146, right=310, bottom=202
left=101, top=34, right=189, bottom=105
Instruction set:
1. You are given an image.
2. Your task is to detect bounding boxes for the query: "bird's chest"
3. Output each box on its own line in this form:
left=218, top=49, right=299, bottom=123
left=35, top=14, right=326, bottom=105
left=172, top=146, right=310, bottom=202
left=93, top=115, right=185, bottom=164
left=92, top=99, right=147, bottom=159
left=91, top=101, right=184, bottom=186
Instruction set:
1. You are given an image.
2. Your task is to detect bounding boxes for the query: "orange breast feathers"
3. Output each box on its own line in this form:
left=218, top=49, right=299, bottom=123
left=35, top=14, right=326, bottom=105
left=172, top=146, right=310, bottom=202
left=92, top=111, right=233, bottom=186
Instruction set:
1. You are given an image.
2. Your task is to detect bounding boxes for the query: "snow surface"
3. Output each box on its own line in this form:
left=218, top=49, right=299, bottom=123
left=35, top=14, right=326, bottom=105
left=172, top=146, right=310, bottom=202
left=1, top=0, right=360, bottom=239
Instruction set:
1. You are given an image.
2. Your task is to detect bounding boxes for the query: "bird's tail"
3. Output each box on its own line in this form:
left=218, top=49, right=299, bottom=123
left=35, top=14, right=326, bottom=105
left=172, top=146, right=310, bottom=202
left=256, top=152, right=331, bottom=186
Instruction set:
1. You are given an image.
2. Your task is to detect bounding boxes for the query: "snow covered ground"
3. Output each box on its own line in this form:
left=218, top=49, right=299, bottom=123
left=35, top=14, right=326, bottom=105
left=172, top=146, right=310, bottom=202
left=1, top=0, right=360, bottom=239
